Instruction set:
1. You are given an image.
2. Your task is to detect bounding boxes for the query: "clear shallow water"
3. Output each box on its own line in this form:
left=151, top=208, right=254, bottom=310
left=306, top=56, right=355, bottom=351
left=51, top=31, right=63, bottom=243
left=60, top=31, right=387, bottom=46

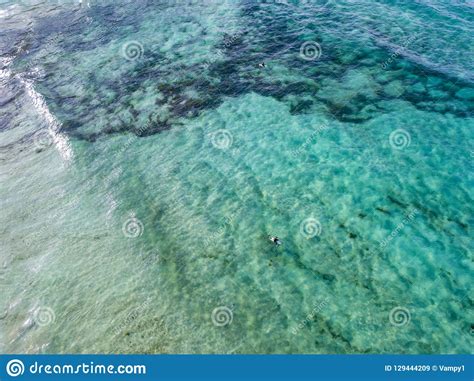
left=0, top=0, right=473, bottom=354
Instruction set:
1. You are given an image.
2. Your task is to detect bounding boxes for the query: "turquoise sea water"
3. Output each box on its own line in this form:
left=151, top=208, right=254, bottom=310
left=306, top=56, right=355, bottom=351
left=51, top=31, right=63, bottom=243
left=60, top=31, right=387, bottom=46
left=0, top=0, right=473, bottom=354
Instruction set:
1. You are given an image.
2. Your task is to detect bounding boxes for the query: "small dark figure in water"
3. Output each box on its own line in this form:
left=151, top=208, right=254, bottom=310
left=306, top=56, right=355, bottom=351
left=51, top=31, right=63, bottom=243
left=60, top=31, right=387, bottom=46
left=258, top=62, right=266, bottom=68
left=269, top=236, right=281, bottom=245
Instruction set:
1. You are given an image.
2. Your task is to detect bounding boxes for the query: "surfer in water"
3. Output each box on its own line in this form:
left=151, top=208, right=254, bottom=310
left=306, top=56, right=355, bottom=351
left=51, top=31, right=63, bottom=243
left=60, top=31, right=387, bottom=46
left=269, top=236, right=282, bottom=245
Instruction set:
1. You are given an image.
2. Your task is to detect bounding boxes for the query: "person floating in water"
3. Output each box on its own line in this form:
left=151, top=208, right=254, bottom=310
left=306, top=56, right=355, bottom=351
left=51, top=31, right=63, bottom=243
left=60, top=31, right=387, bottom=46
left=269, top=236, right=282, bottom=245
left=258, top=62, right=266, bottom=68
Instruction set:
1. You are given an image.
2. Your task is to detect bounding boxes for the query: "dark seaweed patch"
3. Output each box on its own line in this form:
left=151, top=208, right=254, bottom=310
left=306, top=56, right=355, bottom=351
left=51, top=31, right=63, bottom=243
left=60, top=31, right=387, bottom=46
left=387, top=195, right=408, bottom=209
left=375, top=207, right=391, bottom=215
left=14, top=1, right=474, bottom=142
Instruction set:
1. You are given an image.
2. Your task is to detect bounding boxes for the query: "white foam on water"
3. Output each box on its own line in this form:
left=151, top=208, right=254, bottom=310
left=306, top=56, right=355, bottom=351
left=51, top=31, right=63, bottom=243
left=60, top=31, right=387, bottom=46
left=19, top=75, right=74, bottom=162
